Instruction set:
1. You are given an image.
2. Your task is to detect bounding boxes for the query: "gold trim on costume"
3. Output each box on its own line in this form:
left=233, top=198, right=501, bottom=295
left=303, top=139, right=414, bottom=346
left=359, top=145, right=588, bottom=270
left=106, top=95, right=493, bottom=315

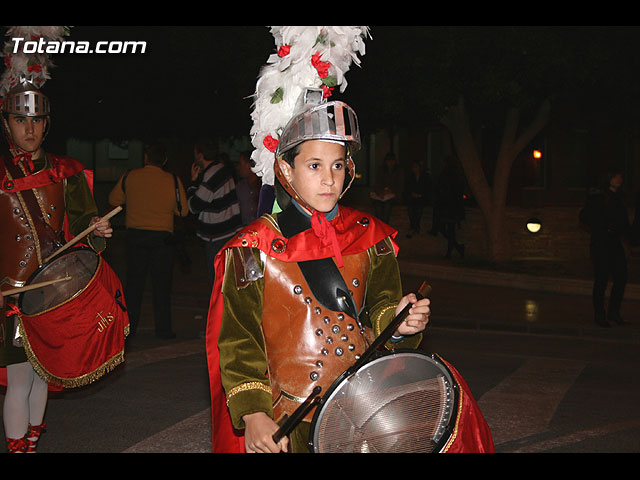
left=18, top=319, right=129, bottom=389
left=280, top=388, right=308, bottom=404
left=259, top=213, right=280, bottom=234
left=1, top=276, right=26, bottom=288
left=373, top=303, right=398, bottom=338
left=440, top=356, right=464, bottom=453
left=226, top=381, right=272, bottom=404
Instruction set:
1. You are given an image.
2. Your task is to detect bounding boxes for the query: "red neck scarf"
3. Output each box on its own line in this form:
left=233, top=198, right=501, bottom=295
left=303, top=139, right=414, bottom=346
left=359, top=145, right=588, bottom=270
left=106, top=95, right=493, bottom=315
left=12, top=151, right=35, bottom=174
left=310, top=209, right=343, bottom=268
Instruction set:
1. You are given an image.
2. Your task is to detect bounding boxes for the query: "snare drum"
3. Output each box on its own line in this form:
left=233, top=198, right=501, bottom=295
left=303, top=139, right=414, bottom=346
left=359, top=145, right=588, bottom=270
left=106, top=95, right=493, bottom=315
left=18, top=247, right=129, bottom=388
left=308, top=350, right=460, bottom=453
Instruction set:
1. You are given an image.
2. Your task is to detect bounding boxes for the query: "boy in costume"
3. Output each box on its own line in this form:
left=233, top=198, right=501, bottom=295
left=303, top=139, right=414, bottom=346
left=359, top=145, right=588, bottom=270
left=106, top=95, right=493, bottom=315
left=206, top=26, right=493, bottom=453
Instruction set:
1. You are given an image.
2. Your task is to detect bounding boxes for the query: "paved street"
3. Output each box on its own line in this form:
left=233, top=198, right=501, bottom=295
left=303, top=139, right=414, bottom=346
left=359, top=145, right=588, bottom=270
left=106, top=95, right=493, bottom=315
left=2, top=232, right=639, bottom=454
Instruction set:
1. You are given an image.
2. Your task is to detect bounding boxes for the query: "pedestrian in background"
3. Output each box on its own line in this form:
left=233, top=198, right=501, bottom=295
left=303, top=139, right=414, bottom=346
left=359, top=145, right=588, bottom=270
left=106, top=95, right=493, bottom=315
left=579, top=170, right=631, bottom=327
left=371, top=152, right=403, bottom=225
left=187, top=138, right=242, bottom=291
left=404, top=160, right=431, bottom=238
left=434, top=158, right=466, bottom=259
left=235, top=151, right=261, bottom=225
left=109, top=142, right=188, bottom=339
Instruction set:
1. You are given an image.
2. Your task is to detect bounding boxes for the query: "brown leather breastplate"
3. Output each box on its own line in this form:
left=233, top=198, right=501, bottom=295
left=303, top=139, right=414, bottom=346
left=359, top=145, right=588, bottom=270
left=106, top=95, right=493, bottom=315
left=262, top=251, right=373, bottom=422
left=1, top=161, right=66, bottom=290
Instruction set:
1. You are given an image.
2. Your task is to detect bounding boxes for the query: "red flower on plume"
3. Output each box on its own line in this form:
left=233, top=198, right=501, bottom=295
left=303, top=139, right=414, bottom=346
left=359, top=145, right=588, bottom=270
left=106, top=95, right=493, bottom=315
left=27, top=64, right=42, bottom=73
left=4, top=55, right=11, bottom=68
left=311, top=52, right=330, bottom=79
left=322, top=85, right=334, bottom=98
left=263, top=135, right=279, bottom=153
left=277, top=45, right=291, bottom=57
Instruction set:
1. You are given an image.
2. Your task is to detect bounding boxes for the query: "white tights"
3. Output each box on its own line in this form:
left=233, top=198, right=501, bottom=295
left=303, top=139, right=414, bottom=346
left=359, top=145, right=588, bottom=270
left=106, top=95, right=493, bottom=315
left=3, top=361, right=48, bottom=439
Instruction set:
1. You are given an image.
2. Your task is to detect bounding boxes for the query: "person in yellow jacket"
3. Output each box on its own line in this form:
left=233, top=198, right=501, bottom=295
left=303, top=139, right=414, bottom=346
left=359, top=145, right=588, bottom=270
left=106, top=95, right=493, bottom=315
left=109, top=143, right=188, bottom=339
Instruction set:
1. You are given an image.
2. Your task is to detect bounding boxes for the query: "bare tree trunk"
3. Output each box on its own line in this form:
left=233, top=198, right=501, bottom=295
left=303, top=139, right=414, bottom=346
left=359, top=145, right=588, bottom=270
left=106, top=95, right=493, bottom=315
left=442, top=96, right=551, bottom=261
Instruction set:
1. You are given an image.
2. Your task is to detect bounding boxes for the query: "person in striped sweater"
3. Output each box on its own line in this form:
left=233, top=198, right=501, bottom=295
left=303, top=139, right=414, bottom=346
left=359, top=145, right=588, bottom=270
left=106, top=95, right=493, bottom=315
left=187, top=138, right=242, bottom=291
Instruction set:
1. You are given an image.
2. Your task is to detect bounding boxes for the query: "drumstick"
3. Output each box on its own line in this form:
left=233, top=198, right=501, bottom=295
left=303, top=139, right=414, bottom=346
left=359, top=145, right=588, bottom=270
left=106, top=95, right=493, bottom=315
left=43, top=205, right=122, bottom=263
left=2, top=276, right=72, bottom=296
left=272, top=386, right=322, bottom=445
left=347, top=281, right=432, bottom=376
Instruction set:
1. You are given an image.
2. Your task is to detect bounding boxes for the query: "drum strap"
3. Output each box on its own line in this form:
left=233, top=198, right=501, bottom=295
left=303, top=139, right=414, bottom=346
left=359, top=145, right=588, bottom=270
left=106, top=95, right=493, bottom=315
left=2, top=156, right=63, bottom=262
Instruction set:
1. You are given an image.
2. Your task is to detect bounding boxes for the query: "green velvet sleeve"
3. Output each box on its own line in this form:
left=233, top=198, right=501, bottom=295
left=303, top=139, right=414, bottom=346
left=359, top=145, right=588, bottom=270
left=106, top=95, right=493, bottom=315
left=219, top=237, right=422, bottom=430
left=366, top=237, right=422, bottom=350
left=218, top=248, right=273, bottom=430
left=64, top=173, right=106, bottom=252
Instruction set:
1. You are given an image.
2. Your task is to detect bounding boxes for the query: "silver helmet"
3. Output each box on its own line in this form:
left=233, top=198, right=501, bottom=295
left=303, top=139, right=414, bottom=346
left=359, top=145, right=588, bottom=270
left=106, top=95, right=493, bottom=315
left=1, top=80, right=50, bottom=117
left=276, top=90, right=360, bottom=158
left=273, top=89, right=360, bottom=213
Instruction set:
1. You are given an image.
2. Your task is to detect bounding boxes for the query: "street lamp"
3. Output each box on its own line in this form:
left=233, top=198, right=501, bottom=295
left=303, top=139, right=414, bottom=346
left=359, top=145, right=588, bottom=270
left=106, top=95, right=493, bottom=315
left=526, top=217, right=542, bottom=233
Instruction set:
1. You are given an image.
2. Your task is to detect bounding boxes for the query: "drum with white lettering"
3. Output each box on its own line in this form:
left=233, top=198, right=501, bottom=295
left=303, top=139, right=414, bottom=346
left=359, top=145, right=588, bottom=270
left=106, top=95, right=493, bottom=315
left=18, top=247, right=129, bottom=387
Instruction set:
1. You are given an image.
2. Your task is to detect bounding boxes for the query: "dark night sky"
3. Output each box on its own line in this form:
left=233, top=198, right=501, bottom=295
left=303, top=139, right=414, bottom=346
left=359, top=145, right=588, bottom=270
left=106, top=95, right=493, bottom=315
left=39, top=26, right=276, bottom=142
left=3, top=26, right=640, bottom=148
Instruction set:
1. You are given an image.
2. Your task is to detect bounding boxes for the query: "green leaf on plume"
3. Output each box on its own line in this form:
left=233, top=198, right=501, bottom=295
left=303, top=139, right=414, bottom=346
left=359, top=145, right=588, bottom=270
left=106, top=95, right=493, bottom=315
left=315, top=33, right=328, bottom=46
left=271, top=87, right=284, bottom=104
left=322, top=76, right=337, bottom=88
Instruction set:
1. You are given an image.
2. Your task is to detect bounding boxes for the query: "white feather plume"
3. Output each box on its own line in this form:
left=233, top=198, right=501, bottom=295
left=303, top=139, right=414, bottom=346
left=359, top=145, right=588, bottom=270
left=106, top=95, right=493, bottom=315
left=249, top=26, right=370, bottom=186
left=0, top=26, right=71, bottom=98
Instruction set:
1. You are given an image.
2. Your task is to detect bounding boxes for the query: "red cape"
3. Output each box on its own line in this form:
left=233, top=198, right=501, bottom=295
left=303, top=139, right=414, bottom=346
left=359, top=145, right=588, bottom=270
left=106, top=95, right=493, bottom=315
left=205, top=206, right=494, bottom=453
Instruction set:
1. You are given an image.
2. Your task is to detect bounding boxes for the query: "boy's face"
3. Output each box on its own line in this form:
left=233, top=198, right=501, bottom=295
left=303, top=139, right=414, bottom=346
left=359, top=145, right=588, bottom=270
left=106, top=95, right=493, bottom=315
left=278, top=140, right=346, bottom=214
left=6, top=114, right=46, bottom=153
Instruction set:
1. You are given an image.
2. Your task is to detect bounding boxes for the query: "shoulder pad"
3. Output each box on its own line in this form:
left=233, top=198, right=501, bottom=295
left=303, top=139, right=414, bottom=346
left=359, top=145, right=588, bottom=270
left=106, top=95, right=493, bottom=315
left=232, top=247, right=263, bottom=289
left=374, top=237, right=393, bottom=256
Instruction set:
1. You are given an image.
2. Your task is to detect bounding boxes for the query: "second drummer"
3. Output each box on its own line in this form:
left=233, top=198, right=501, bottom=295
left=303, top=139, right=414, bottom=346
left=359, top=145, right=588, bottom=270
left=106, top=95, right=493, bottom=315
left=0, top=41, right=112, bottom=452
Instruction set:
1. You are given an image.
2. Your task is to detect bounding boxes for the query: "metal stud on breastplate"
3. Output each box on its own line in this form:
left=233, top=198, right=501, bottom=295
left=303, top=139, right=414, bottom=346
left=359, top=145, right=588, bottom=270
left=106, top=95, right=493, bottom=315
left=293, top=285, right=303, bottom=295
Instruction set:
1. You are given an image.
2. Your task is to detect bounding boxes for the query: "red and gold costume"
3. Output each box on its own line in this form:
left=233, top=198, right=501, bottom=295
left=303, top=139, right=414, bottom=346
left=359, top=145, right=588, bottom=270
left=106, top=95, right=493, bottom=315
left=206, top=204, right=494, bottom=453
left=1, top=152, right=127, bottom=388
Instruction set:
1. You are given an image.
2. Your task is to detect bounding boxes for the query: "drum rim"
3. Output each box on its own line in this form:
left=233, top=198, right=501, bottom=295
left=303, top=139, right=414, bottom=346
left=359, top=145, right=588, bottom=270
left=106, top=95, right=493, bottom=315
left=307, top=349, right=460, bottom=453
left=18, top=246, right=101, bottom=316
